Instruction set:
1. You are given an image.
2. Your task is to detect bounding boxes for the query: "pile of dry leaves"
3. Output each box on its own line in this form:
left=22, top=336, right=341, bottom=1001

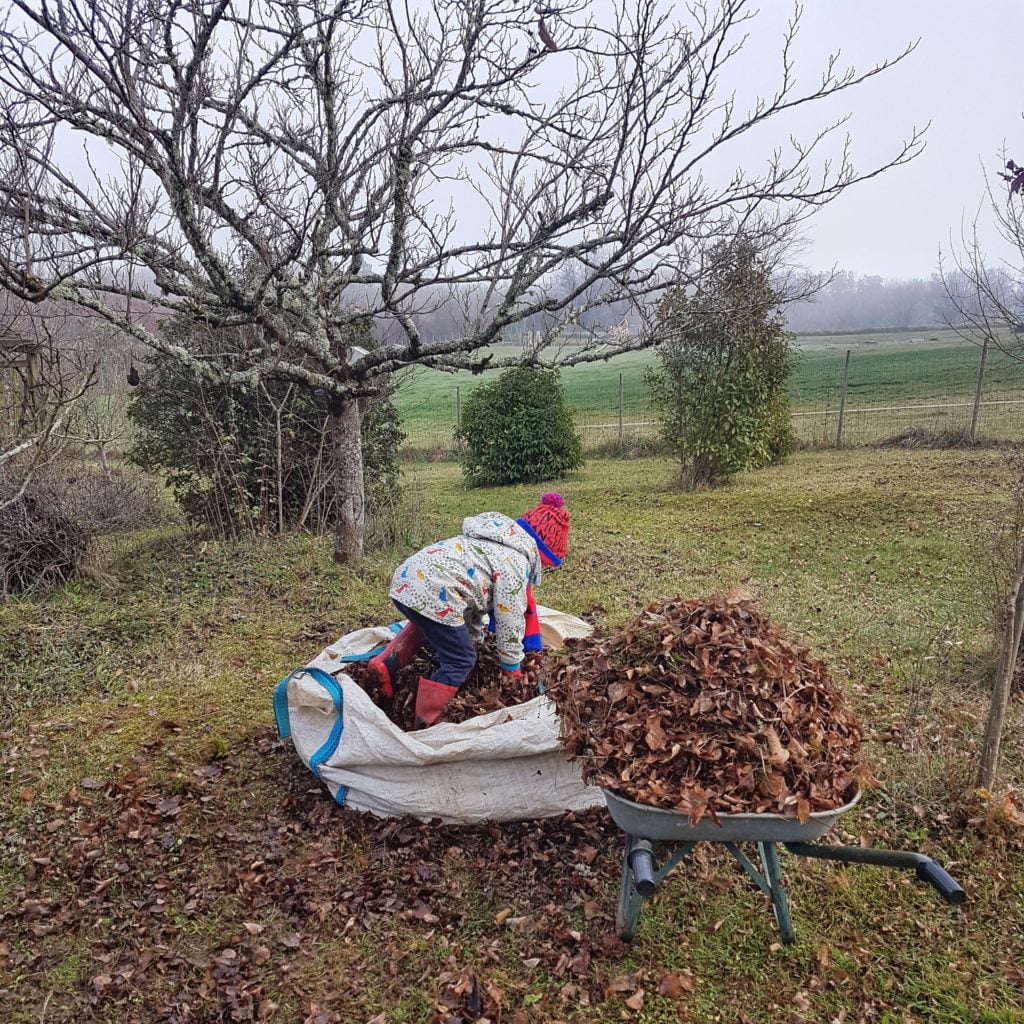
left=346, top=636, right=546, bottom=730
left=548, top=593, right=863, bottom=823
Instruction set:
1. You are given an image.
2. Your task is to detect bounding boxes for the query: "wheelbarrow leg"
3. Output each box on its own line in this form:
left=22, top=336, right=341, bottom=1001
left=757, top=842, right=795, bottom=946
left=616, top=835, right=646, bottom=941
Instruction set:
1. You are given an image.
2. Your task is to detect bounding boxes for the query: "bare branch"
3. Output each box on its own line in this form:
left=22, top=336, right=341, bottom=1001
left=0, top=0, right=920, bottom=399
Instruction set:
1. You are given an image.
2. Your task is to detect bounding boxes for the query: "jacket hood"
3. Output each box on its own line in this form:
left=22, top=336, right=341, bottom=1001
left=462, top=512, right=543, bottom=584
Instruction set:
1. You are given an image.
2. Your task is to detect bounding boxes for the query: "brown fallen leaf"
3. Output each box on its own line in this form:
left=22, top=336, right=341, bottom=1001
left=605, top=975, right=638, bottom=994
left=796, top=797, right=811, bottom=824
left=407, top=902, right=440, bottom=925
left=645, top=714, right=668, bottom=751
left=484, top=980, right=503, bottom=1013
left=763, top=727, right=790, bottom=769
left=658, top=971, right=693, bottom=997
left=624, top=989, right=644, bottom=1011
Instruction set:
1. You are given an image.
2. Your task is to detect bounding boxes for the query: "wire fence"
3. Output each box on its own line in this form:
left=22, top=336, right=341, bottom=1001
left=787, top=337, right=1024, bottom=446
left=396, top=337, right=1024, bottom=457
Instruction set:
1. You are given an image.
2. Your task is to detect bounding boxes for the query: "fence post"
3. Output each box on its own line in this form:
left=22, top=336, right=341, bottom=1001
left=836, top=348, right=852, bottom=447
left=970, top=336, right=990, bottom=441
left=617, top=373, right=624, bottom=443
left=455, top=385, right=463, bottom=452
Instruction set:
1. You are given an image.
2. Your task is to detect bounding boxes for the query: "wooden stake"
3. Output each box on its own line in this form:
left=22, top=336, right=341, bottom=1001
left=836, top=348, right=851, bottom=447
left=976, top=552, right=1024, bottom=788
left=969, top=335, right=990, bottom=441
left=618, top=373, right=624, bottom=442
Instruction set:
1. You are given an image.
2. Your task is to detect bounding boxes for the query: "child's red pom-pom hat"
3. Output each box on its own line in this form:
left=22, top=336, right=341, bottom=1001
left=517, top=492, right=570, bottom=567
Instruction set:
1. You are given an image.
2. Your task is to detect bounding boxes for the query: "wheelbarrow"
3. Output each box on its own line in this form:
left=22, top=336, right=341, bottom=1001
left=604, top=789, right=965, bottom=945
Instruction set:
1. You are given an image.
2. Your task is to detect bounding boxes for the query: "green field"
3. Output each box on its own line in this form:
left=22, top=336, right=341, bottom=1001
left=394, top=329, right=1024, bottom=449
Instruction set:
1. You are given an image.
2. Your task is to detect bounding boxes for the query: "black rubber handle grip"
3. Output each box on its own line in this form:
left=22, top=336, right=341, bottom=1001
left=915, top=860, right=966, bottom=905
left=629, top=847, right=657, bottom=897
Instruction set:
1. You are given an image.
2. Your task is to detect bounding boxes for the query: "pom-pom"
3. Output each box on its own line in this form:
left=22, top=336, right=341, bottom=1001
left=541, top=492, right=565, bottom=508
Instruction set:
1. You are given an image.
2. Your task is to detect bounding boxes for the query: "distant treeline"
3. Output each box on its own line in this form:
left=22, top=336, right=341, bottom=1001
left=790, top=325, right=945, bottom=338
left=0, top=269, right=962, bottom=354
left=782, top=271, right=952, bottom=333
left=381, top=270, right=958, bottom=343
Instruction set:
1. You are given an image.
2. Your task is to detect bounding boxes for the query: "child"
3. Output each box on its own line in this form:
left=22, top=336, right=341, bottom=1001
left=368, top=493, right=571, bottom=727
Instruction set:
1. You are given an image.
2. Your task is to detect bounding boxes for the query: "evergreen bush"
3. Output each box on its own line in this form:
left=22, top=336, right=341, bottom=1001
left=457, top=367, right=583, bottom=487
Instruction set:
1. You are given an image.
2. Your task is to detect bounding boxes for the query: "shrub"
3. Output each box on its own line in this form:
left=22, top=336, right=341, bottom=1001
left=0, top=458, right=169, bottom=593
left=361, top=394, right=408, bottom=549
left=1, top=477, right=90, bottom=594
left=456, top=367, right=583, bottom=487
left=127, top=319, right=404, bottom=542
left=645, top=235, right=794, bottom=489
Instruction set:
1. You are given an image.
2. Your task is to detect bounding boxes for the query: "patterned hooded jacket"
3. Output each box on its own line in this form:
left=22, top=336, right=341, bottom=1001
left=389, top=512, right=542, bottom=670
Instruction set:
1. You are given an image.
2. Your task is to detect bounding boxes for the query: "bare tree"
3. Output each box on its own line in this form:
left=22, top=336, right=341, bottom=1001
left=0, top=119, right=95, bottom=510
left=1, top=318, right=95, bottom=512
left=65, top=323, right=140, bottom=481
left=942, top=157, right=1024, bottom=351
left=0, top=0, right=923, bottom=561
left=940, top=153, right=1024, bottom=789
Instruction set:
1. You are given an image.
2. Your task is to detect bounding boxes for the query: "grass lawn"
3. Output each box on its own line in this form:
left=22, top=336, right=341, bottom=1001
left=1, top=449, right=1023, bottom=1023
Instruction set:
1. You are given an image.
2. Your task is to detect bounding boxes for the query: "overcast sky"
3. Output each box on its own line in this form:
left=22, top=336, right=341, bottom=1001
left=738, top=0, right=1021, bottom=280
left=36, top=0, right=1023, bottom=285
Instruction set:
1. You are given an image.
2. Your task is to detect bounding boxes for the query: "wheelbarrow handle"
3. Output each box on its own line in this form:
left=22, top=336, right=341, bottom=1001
left=915, top=860, right=966, bottom=905
left=785, top=842, right=966, bottom=906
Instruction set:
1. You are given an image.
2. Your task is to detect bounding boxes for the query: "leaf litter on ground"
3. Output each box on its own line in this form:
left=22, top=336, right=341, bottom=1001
left=0, top=728, right=630, bottom=1022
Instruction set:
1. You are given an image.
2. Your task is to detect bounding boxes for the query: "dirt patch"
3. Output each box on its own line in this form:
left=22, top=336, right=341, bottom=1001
left=871, top=427, right=1005, bottom=450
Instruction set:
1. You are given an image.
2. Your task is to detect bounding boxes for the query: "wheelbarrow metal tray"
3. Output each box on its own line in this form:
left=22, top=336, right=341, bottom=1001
left=603, top=788, right=862, bottom=842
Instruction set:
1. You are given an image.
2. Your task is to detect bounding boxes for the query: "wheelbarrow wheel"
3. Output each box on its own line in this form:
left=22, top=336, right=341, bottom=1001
left=757, top=842, right=794, bottom=945
left=616, top=835, right=645, bottom=941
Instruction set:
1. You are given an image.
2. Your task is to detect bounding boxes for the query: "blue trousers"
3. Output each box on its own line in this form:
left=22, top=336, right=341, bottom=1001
left=393, top=600, right=477, bottom=688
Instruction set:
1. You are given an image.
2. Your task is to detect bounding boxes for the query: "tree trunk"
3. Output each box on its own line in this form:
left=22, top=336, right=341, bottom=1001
left=976, top=553, right=1024, bottom=789
left=329, top=394, right=365, bottom=564
left=274, top=402, right=285, bottom=536
left=98, top=442, right=112, bottom=483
